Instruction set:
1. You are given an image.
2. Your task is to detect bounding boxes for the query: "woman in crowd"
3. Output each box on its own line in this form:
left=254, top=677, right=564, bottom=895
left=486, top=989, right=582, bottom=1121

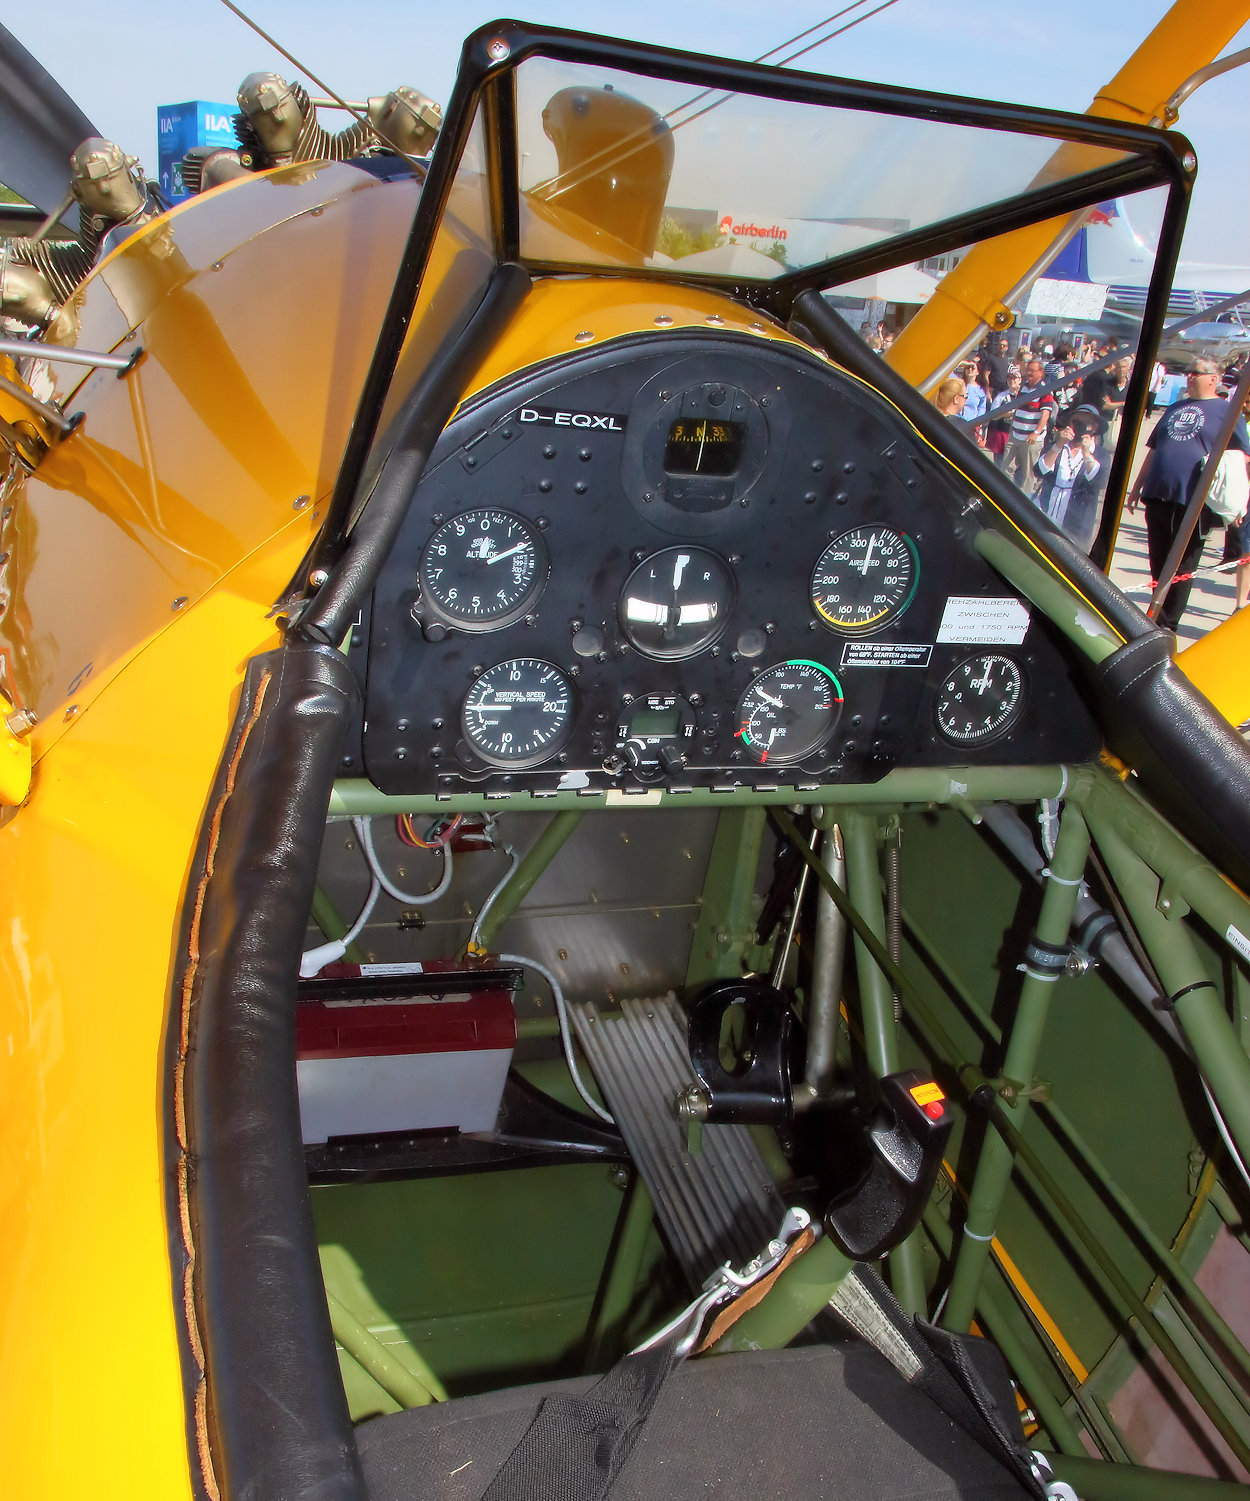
left=931, top=376, right=967, bottom=418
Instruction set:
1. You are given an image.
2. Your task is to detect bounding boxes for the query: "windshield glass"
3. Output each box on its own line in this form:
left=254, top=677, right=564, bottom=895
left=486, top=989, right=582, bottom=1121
left=512, top=56, right=1129, bottom=277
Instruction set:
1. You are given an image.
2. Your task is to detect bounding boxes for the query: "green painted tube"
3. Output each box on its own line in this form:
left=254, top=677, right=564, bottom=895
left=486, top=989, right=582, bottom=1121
left=1072, top=765, right=1250, bottom=963
left=310, top=886, right=366, bottom=963
left=974, top=529, right=1122, bottom=664
left=906, top=907, right=1250, bottom=1394
left=327, top=765, right=1068, bottom=819
left=943, top=806, right=1090, bottom=1333
left=475, top=810, right=583, bottom=949
left=1087, top=813, right=1250, bottom=1167
left=841, top=812, right=926, bottom=1316
left=921, top=1204, right=1087, bottom=1456
left=326, top=1291, right=446, bottom=1407
left=1043, top=1453, right=1250, bottom=1500
left=712, top=1236, right=854, bottom=1353
left=584, top=1177, right=656, bottom=1369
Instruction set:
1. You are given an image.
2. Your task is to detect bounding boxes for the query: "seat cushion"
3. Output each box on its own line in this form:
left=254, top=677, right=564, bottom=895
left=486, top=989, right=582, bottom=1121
left=357, top=1343, right=1034, bottom=1499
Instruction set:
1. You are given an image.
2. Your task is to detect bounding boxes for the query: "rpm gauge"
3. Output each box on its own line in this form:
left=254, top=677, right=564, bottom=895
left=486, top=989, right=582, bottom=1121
left=420, top=510, right=547, bottom=631
left=811, top=526, right=918, bottom=636
left=734, top=660, right=844, bottom=765
left=934, top=654, right=1025, bottom=745
left=619, top=547, right=735, bottom=659
left=461, top=659, right=574, bottom=768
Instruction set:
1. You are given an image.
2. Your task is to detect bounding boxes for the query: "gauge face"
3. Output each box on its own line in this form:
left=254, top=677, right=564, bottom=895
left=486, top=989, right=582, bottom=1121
left=935, top=654, right=1025, bottom=745
left=811, top=527, right=919, bottom=636
left=734, top=660, right=844, bottom=765
left=420, top=510, right=547, bottom=630
left=461, top=659, right=574, bottom=767
left=619, top=547, right=735, bottom=660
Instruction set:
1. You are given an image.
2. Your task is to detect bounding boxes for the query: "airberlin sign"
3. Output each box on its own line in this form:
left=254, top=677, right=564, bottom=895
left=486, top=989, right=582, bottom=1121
left=718, top=214, right=788, bottom=241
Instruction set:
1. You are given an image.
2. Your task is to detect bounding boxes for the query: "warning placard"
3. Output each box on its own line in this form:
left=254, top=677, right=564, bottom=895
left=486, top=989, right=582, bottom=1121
left=936, top=596, right=1030, bottom=645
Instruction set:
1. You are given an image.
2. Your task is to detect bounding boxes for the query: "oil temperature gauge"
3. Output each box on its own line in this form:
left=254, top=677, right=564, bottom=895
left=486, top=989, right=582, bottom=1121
left=934, top=654, right=1025, bottom=745
left=734, top=660, right=844, bottom=765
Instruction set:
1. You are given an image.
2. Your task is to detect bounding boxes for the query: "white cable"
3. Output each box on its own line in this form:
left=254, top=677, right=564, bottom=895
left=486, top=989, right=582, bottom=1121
left=498, top=951, right=615, bottom=1126
left=469, top=845, right=521, bottom=949
left=1038, top=798, right=1060, bottom=862
left=1202, top=1076, right=1250, bottom=1195
left=355, top=815, right=452, bottom=905
left=300, top=875, right=381, bottom=978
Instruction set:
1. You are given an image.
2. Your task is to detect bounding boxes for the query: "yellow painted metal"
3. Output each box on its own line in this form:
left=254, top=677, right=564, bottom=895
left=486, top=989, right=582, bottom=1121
left=1177, top=603, right=1250, bottom=727
left=0, top=519, right=315, bottom=1501
left=2, top=163, right=416, bottom=761
left=0, top=688, right=31, bottom=803
left=888, top=0, right=1250, bottom=390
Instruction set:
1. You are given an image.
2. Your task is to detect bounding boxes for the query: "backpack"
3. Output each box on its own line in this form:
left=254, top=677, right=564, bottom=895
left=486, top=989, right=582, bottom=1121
left=1206, top=450, right=1250, bottom=523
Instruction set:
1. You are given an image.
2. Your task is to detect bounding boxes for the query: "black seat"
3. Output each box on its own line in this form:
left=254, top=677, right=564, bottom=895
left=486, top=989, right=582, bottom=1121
left=357, top=1343, right=1035, bottom=1499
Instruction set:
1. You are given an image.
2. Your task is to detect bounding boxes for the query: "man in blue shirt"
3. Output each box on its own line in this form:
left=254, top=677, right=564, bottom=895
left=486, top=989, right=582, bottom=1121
left=1127, top=359, right=1250, bottom=632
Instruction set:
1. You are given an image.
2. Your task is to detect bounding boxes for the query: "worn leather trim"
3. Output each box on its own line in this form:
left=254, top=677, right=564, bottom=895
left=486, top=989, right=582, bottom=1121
left=164, top=641, right=365, bottom=1501
left=1092, top=632, right=1250, bottom=892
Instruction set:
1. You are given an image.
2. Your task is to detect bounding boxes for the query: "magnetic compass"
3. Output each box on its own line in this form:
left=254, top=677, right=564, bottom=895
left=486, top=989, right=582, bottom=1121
left=734, top=660, right=844, bottom=765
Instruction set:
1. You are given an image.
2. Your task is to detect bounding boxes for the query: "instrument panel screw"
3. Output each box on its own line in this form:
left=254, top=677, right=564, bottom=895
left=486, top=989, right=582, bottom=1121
left=487, top=36, right=510, bottom=59
left=308, top=568, right=330, bottom=587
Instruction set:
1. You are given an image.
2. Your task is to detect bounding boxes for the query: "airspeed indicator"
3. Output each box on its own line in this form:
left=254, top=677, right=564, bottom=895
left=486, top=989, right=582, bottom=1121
left=811, top=526, right=918, bottom=636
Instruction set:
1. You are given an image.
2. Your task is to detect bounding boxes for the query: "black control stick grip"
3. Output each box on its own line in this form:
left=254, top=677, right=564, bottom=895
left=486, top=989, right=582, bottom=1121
left=823, top=1070, right=952, bottom=1260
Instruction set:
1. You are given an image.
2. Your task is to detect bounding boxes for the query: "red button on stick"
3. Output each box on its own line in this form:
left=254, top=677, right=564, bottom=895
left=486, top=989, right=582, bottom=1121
left=924, top=1100, right=946, bottom=1121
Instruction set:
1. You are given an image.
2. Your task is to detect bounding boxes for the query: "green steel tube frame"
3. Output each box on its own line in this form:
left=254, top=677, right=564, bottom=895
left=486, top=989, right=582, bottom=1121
left=473, top=809, right=584, bottom=949
left=941, top=804, right=1091, bottom=1333
left=842, top=811, right=927, bottom=1317
left=326, top=1291, right=447, bottom=1408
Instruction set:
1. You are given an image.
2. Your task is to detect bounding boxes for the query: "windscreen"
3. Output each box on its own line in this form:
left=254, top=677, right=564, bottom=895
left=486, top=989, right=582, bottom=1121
left=510, top=56, right=1129, bottom=277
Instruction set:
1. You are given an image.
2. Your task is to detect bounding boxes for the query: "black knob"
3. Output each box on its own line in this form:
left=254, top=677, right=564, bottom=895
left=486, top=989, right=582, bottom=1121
left=658, top=745, right=686, bottom=777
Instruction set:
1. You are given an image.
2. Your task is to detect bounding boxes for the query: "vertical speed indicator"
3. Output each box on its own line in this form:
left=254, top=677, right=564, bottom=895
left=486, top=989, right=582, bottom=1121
left=734, top=660, right=844, bottom=765
left=811, top=526, right=919, bottom=636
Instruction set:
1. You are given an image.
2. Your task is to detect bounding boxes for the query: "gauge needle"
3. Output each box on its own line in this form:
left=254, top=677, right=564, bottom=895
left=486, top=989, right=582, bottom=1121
left=673, top=553, right=690, bottom=590
left=486, top=543, right=527, bottom=565
left=758, top=689, right=783, bottom=708
left=974, top=662, right=993, bottom=694
left=860, top=533, right=876, bottom=576
left=696, top=422, right=706, bottom=472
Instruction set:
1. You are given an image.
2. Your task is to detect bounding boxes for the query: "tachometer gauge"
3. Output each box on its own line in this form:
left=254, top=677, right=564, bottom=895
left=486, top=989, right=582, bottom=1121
left=461, top=659, right=574, bottom=767
left=420, top=510, right=547, bottom=630
left=811, top=526, right=918, bottom=636
left=619, top=547, right=735, bottom=659
left=734, top=660, right=844, bottom=765
left=934, top=654, right=1024, bottom=745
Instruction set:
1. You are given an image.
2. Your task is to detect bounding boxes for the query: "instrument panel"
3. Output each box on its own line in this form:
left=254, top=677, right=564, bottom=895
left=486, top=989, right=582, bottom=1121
left=355, top=334, right=1099, bottom=796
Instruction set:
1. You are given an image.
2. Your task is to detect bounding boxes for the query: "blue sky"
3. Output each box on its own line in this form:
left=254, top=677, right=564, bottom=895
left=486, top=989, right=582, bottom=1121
left=7, top=1, right=1249, bottom=269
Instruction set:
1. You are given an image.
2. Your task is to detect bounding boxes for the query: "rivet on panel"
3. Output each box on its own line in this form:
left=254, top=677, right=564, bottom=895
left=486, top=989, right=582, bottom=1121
left=574, top=330, right=594, bottom=344
left=64, top=704, right=80, bottom=722
left=706, top=315, right=725, bottom=326
left=292, top=494, right=311, bottom=511
left=171, top=596, right=188, bottom=611
left=653, top=314, right=674, bottom=327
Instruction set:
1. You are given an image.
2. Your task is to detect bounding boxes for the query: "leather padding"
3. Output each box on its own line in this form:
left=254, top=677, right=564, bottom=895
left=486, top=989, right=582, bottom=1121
left=1092, top=633, right=1250, bottom=892
left=166, top=641, right=366, bottom=1501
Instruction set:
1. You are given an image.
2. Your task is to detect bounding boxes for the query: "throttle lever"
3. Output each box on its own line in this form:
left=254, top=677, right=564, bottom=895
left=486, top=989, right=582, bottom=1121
left=823, top=1070, right=952, bottom=1261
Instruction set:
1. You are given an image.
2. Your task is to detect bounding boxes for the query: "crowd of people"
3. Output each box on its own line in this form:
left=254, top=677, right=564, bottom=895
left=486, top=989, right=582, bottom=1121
left=866, top=316, right=1250, bottom=635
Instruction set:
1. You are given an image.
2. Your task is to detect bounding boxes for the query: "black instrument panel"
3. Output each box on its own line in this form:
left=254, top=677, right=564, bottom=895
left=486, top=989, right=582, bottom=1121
left=358, top=334, right=1100, bottom=796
